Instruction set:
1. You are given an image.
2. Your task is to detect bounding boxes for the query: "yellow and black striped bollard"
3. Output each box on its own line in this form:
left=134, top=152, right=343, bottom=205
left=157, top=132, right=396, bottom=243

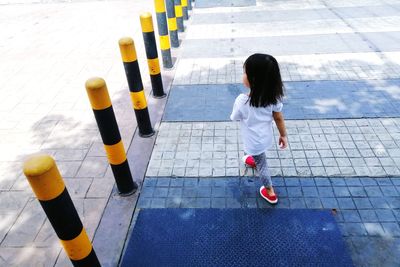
left=140, top=13, right=166, bottom=98
left=154, top=0, right=173, bottom=68
left=85, top=77, right=138, bottom=195
left=174, top=0, right=184, bottom=32
left=166, top=0, right=179, bottom=47
left=119, top=37, right=155, bottom=137
left=182, top=0, right=189, bottom=20
left=23, top=154, right=101, bottom=267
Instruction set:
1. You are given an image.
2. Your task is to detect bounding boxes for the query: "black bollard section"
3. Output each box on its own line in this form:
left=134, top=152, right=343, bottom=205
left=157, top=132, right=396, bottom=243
left=118, top=37, right=155, bottom=137
left=23, top=154, right=101, bottom=267
left=165, top=0, right=179, bottom=47
left=174, top=0, right=184, bottom=32
left=154, top=0, right=173, bottom=68
left=85, top=77, right=138, bottom=195
left=182, top=0, right=189, bottom=20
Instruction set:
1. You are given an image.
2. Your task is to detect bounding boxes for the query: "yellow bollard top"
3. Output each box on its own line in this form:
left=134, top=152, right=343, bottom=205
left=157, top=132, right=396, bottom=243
left=140, top=12, right=154, bottom=33
left=119, top=37, right=137, bottom=63
left=85, top=77, right=112, bottom=110
left=23, top=154, right=55, bottom=177
left=23, top=154, right=66, bottom=201
left=154, top=0, right=166, bottom=13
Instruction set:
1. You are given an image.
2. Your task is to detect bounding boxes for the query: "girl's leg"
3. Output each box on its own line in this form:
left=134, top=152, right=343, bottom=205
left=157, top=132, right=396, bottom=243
left=252, top=152, right=273, bottom=190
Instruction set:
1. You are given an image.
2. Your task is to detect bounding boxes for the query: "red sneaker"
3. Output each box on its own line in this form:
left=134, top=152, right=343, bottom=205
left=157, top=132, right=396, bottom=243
left=242, top=155, right=256, bottom=168
left=260, top=186, right=278, bottom=204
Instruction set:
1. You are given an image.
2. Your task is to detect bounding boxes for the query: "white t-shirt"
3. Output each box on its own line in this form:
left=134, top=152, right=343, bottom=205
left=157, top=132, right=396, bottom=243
left=230, top=94, right=283, bottom=155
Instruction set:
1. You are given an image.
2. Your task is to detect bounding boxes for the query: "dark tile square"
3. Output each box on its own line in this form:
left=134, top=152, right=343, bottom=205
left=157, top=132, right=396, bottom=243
left=166, top=197, right=181, bottom=208
left=198, top=179, right=212, bottom=187
left=361, top=178, right=377, bottom=186
left=302, top=187, right=318, bottom=197
left=226, top=198, right=241, bottom=208
left=358, top=210, right=379, bottom=222
left=353, top=198, right=373, bottom=209
left=369, top=198, right=390, bottom=209
left=391, top=178, right=400, bottom=186
left=375, top=210, right=396, bottom=222
left=170, top=178, right=184, bottom=187
left=137, top=198, right=151, bottom=208
left=143, top=177, right=157, bottom=187
left=299, top=178, right=315, bottom=187
left=289, top=198, right=306, bottom=208
left=211, top=198, right=226, bottom=208
left=287, top=187, right=303, bottom=197
left=364, top=186, right=382, bottom=197
left=345, top=178, right=362, bottom=186
left=320, top=198, right=339, bottom=209
left=337, top=198, right=356, bottom=209
left=314, top=177, right=331, bottom=186
left=153, top=188, right=169, bottom=197
left=257, top=198, right=270, bottom=208
left=182, top=187, right=197, bottom=197
left=168, top=188, right=183, bottom=197
left=330, top=178, right=346, bottom=186
left=387, top=197, right=400, bottom=209
left=227, top=178, right=240, bottom=187
left=318, top=187, right=335, bottom=197
left=341, top=210, right=361, bottom=222
left=380, top=186, right=399, bottom=197
left=212, top=187, right=226, bottom=197
left=151, top=198, right=166, bottom=208
left=275, top=187, right=288, bottom=197
left=184, top=178, right=198, bottom=187
left=304, top=198, right=322, bottom=209
left=180, top=198, right=196, bottom=208
left=375, top=178, right=393, bottom=186
left=225, top=187, right=241, bottom=198
left=273, top=177, right=285, bottom=186
left=392, top=210, right=400, bottom=221
left=242, top=186, right=256, bottom=197
left=334, top=187, right=351, bottom=197
left=157, top=178, right=171, bottom=187
left=285, top=178, right=300, bottom=186
left=140, top=187, right=155, bottom=197
left=197, top=187, right=212, bottom=197
left=242, top=198, right=257, bottom=208
left=382, top=223, right=400, bottom=237
left=195, top=198, right=211, bottom=208
left=214, top=178, right=228, bottom=187
left=349, top=187, right=367, bottom=197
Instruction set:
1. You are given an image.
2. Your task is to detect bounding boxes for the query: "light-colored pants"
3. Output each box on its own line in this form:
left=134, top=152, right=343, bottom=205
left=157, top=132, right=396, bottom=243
left=253, top=152, right=272, bottom=188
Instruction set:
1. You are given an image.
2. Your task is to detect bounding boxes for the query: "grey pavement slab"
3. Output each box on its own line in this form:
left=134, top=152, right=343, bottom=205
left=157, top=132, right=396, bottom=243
left=164, top=80, right=400, bottom=121
left=195, top=0, right=256, bottom=8
left=148, top=120, right=400, bottom=177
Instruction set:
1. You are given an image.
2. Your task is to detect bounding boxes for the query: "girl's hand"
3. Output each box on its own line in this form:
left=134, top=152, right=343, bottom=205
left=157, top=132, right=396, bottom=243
left=278, top=136, right=288, bottom=149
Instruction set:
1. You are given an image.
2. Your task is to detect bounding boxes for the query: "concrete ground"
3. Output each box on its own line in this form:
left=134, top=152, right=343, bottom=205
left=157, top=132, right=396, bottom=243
left=1, top=0, right=400, bottom=266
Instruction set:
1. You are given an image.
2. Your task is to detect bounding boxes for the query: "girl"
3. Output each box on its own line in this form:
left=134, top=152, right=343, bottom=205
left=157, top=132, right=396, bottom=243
left=230, top=53, right=288, bottom=204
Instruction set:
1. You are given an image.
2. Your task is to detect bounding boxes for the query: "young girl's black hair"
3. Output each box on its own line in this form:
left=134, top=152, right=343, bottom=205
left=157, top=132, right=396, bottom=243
left=244, top=53, right=284, bottom=108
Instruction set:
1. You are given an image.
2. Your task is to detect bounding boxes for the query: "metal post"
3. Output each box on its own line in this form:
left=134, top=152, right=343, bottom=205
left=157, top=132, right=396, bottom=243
left=85, top=77, right=138, bottom=195
left=174, top=0, right=184, bottom=32
left=118, top=37, right=155, bottom=137
left=182, top=0, right=189, bottom=20
left=23, top=154, right=101, bottom=267
left=165, top=0, right=179, bottom=47
left=154, top=0, right=173, bottom=68
left=140, top=13, right=167, bottom=99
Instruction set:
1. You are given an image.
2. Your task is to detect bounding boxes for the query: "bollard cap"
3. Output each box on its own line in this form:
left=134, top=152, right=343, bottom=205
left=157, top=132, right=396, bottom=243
left=23, top=154, right=55, bottom=177
left=140, top=12, right=154, bottom=33
left=154, top=0, right=166, bottom=13
left=85, top=77, right=112, bottom=110
left=119, top=37, right=137, bottom=62
left=23, top=154, right=66, bottom=201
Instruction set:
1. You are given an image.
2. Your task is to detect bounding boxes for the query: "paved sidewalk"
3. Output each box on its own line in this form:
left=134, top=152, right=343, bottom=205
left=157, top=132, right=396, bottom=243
left=0, top=1, right=169, bottom=266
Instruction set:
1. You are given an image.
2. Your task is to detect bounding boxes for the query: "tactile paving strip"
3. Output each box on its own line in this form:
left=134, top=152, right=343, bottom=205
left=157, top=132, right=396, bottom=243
left=121, top=208, right=353, bottom=267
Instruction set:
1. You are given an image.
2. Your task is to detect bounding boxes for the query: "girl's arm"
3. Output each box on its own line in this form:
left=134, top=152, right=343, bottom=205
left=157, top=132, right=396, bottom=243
left=273, top=111, right=288, bottom=149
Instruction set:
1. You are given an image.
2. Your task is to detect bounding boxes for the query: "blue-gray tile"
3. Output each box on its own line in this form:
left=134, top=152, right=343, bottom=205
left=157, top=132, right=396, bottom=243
left=330, top=178, right=346, bottom=186
left=289, top=198, right=306, bottom=208
left=211, top=198, right=226, bottom=208
left=275, top=187, right=288, bottom=197
left=341, top=223, right=368, bottom=236
left=285, top=178, right=300, bottom=186
left=137, top=198, right=151, bottom=208
left=364, top=223, right=385, bottom=236
left=143, top=177, right=157, bottom=187
left=320, top=198, right=339, bottom=209
left=314, top=178, right=331, bottom=186
left=376, top=210, right=396, bottom=222
left=364, top=186, right=383, bottom=197
left=287, top=187, right=303, bottom=197
left=361, top=178, right=377, bottom=186
left=273, top=177, right=285, bottom=186
left=387, top=197, right=400, bottom=209
left=380, top=186, right=399, bottom=197
left=304, top=198, right=323, bottom=209
left=184, top=178, right=198, bottom=187
left=375, top=178, right=393, bottom=186
left=214, top=179, right=228, bottom=187
left=151, top=198, right=166, bottom=208
left=353, top=198, right=373, bottom=209
left=212, top=187, right=226, bottom=197
left=180, top=198, right=196, bottom=208
left=153, top=188, right=169, bottom=197
left=318, top=187, right=335, bottom=197
left=302, top=187, right=319, bottom=197
left=346, top=178, right=362, bottom=186
left=166, top=197, right=181, bottom=208
left=140, top=187, right=155, bottom=197
left=170, top=178, right=184, bottom=187
left=341, top=210, right=362, bottom=222
left=242, top=198, right=257, bottom=208
left=334, top=187, right=351, bottom=197
left=226, top=198, right=241, bottom=208
left=391, top=178, right=400, bottom=186
left=197, top=187, right=212, bottom=197
left=369, top=198, right=390, bottom=209
left=337, top=198, right=356, bottom=209
left=348, top=187, right=367, bottom=197
left=382, top=223, right=400, bottom=237
left=157, top=178, right=171, bottom=187
left=359, top=210, right=379, bottom=222
left=198, top=179, right=213, bottom=186
left=183, top=187, right=197, bottom=197
left=196, top=198, right=211, bottom=208
left=168, top=188, right=183, bottom=197
left=299, top=178, right=315, bottom=187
